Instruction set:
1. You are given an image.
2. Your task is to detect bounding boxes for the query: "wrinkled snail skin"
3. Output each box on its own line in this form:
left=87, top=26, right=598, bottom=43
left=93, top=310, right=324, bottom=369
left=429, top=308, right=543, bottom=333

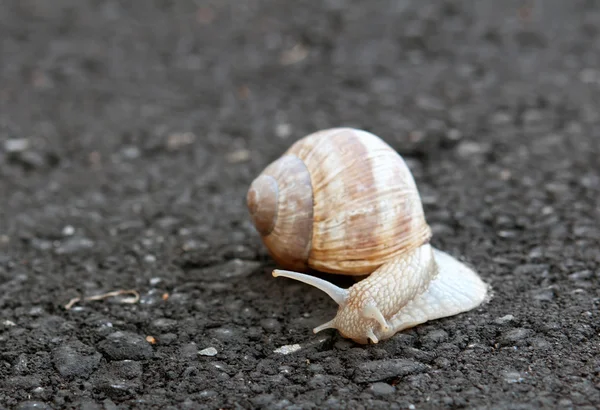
left=273, top=244, right=488, bottom=344
left=247, top=128, right=489, bottom=344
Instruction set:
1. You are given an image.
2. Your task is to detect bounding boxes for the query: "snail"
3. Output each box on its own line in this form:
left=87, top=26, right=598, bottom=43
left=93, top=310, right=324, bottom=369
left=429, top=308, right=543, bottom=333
left=246, top=128, right=488, bottom=344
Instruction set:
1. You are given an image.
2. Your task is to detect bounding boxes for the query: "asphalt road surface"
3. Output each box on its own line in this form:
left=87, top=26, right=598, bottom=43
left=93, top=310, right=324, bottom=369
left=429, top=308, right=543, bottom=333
left=1, top=1, right=599, bottom=409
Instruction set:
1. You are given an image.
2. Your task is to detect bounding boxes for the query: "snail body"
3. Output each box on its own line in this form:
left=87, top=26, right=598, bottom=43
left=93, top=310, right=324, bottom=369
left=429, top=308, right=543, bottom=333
left=247, top=128, right=488, bottom=344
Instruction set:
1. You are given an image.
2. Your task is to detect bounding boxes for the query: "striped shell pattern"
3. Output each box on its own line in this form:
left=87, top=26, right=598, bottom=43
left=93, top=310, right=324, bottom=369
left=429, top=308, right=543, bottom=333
left=247, top=128, right=432, bottom=276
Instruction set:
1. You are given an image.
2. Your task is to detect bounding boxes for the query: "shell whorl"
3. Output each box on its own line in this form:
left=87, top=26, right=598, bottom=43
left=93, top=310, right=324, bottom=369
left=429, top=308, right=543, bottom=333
left=246, top=154, right=314, bottom=271
left=285, top=128, right=432, bottom=275
left=247, top=175, right=279, bottom=236
left=247, top=127, right=432, bottom=276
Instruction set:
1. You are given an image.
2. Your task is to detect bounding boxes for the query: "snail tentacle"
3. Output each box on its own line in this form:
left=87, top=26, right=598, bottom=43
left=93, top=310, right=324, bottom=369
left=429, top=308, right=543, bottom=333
left=366, top=329, right=379, bottom=344
left=313, top=318, right=337, bottom=334
left=272, top=269, right=349, bottom=306
left=361, top=304, right=390, bottom=332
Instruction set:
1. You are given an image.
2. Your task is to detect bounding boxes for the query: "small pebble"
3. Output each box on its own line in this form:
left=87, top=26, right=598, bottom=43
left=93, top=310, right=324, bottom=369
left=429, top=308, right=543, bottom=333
left=4, top=138, right=30, bottom=153
left=15, top=151, right=47, bottom=169
left=369, top=382, right=396, bottom=396
left=157, top=333, right=177, bottom=345
left=61, top=225, right=75, bottom=236
left=528, top=247, right=544, bottom=259
left=500, top=328, right=534, bottom=345
left=497, top=230, right=518, bottom=238
left=149, top=318, right=178, bottom=333
left=226, top=149, right=251, bottom=163
left=199, top=390, right=218, bottom=398
left=139, top=289, right=166, bottom=305
left=491, top=112, right=512, bottom=125
left=275, top=123, right=292, bottom=139
left=494, top=314, right=515, bottom=325
left=456, top=141, right=489, bottom=157
left=201, top=259, right=261, bottom=281
left=447, top=128, right=462, bottom=141
left=324, top=397, right=341, bottom=408
left=28, top=306, right=44, bottom=316
left=260, top=318, right=281, bottom=332
left=121, top=146, right=141, bottom=159
left=530, top=337, right=550, bottom=349
left=558, top=399, right=573, bottom=407
left=31, top=387, right=45, bottom=397
left=532, top=286, right=555, bottom=301
left=569, top=270, right=592, bottom=281
left=15, top=401, right=52, bottom=410
left=430, top=223, right=454, bottom=236
left=504, top=371, right=524, bottom=383
left=199, top=347, right=218, bottom=357
left=181, top=239, right=205, bottom=251
left=210, top=361, right=230, bottom=373
left=279, top=43, right=308, bottom=65
left=14, top=354, right=28, bottom=374
left=416, top=94, right=444, bottom=111
left=93, top=320, right=114, bottom=336
left=55, top=237, right=94, bottom=255
left=210, top=326, right=237, bottom=341
left=166, top=132, right=196, bottom=151
left=273, top=344, right=302, bottom=355
left=98, top=331, right=153, bottom=360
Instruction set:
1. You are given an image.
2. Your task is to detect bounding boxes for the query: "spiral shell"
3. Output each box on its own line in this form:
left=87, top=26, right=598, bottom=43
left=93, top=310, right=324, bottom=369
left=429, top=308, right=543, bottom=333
left=247, top=128, right=431, bottom=275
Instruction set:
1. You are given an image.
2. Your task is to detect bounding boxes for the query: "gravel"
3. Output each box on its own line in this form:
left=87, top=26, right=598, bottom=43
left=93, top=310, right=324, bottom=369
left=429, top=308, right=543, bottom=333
left=1, top=0, right=599, bottom=409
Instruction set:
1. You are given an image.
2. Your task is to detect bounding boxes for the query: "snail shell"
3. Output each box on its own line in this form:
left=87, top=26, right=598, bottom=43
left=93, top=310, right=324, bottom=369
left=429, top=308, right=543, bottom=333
left=247, top=128, right=488, bottom=344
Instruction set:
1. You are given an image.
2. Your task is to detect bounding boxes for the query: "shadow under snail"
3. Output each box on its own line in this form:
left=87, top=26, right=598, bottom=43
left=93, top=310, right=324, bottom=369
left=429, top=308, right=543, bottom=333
left=246, top=127, right=489, bottom=344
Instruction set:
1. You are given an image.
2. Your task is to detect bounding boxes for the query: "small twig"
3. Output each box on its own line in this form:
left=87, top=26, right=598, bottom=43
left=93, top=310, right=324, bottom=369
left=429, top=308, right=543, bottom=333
left=64, top=289, right=140, bottom=310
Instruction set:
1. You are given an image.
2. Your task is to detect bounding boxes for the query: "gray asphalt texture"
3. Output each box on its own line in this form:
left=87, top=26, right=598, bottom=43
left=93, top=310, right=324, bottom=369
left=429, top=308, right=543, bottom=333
left=1, top=1, right=599, bottom=409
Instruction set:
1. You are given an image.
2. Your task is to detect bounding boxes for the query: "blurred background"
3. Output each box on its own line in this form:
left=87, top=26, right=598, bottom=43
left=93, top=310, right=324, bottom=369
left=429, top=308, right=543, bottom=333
left=1, top=1, right=599, bottom=409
